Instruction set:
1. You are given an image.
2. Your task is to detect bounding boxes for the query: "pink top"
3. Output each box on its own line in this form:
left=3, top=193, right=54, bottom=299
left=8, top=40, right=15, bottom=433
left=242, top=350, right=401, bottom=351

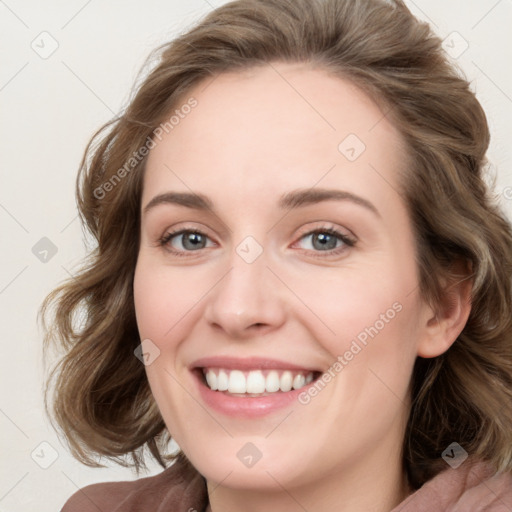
left=61, top=457, right=512, bottom=511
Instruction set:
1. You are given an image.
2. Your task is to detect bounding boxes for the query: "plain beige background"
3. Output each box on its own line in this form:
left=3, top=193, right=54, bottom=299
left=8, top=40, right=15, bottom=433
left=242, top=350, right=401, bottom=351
left=0, top=1, right=511, bottom=511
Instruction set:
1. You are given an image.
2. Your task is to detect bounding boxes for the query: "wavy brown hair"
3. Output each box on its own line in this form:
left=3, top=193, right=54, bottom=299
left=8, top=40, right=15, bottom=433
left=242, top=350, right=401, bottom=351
left=41, top=0, right=512, bottom=488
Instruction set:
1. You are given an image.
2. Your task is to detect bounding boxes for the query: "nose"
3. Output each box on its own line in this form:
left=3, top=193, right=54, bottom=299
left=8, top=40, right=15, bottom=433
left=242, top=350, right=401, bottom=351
left=203, top=251, right=287, bottom=339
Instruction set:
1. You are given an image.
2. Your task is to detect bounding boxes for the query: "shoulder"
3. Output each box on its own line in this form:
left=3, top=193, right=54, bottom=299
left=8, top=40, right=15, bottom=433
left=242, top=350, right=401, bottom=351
left=61, top=458, right=207, bottom=512
left=452, top=459, right=512, bottom=511
left=395, top=458, right=512, bottom=511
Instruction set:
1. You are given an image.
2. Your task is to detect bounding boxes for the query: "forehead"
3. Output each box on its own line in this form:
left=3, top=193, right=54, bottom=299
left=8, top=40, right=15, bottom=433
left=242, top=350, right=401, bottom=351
left=143, top=63, right=407, bottom=210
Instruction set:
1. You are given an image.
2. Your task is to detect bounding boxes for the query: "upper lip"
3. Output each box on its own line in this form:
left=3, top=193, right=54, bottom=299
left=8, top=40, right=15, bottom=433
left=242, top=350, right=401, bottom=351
left=191, top=356, right=320, bottom=372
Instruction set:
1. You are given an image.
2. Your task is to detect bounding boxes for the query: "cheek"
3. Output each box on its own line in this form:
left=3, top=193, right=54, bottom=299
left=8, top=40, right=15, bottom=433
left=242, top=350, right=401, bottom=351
left=285, top=256, right=422, bottom=401
left=290, top=264, right=415, bottom=349
left=133, top=261, right=203, bottom=431
left=133, top=259, right=209, bottom=343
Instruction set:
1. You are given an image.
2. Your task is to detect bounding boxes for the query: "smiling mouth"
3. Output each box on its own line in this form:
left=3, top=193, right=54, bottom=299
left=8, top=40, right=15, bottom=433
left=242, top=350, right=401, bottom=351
left=199, top=368, right=321, bottom=397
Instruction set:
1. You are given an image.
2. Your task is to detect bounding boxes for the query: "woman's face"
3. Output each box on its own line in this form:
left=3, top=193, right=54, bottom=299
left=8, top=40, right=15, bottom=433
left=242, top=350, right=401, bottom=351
left=134, top=63, right=433, bottom=494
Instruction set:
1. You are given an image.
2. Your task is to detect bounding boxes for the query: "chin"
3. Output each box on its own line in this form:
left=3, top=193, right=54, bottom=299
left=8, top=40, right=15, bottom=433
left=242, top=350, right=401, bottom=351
left=179, top=435, right=299, bottom=485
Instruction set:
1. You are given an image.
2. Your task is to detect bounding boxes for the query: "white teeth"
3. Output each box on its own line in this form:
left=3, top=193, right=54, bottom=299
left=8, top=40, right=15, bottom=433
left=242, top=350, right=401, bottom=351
left=280, top=371, right=293, bottom=392
left=205, top=371, right=218, bottom=391
left=217, top=370, right=229, bottom=391
left=293, top=374, right=305, bottom=390
left=246, top=370, right=266, bottom=393
left=266, top=371, right=280, bottom=392
left=203, top=368, right=315, bottom=394
left=228, top=370, right=246, bottom=393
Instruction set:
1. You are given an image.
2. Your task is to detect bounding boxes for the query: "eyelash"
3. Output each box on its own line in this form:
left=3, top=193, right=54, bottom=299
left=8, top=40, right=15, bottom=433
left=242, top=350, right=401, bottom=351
left=293, top=227, right=356, bottom=258
left=158, top=229, right=214, bottom=258
left=158, top=226, right=356, bottom=258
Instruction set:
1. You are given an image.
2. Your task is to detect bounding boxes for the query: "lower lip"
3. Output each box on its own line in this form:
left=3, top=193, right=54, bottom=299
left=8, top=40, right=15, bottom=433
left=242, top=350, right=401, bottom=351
left=193, top=371, right=311, bottom=418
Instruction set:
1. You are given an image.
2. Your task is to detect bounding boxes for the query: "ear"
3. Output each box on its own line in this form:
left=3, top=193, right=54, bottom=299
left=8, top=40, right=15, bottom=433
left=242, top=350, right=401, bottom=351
left=416, top=259, right=473, bottom=358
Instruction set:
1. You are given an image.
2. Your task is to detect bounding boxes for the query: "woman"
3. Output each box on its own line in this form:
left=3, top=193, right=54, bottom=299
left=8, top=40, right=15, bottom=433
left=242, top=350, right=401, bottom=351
left=42, top=0, right=512, bottom=510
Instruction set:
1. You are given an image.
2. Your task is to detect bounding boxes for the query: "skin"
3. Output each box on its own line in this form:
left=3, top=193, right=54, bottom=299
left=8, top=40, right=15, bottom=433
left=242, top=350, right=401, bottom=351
left=133, top=62, right=471, bottom=512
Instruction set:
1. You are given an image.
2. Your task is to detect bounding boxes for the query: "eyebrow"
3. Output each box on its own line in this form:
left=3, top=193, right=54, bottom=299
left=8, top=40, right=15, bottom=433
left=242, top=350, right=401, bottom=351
left=278, top=188, right=380, bottom=217
left=143, top=192, right=213, bottom=215
left=142, top=188, right=380, bottom=217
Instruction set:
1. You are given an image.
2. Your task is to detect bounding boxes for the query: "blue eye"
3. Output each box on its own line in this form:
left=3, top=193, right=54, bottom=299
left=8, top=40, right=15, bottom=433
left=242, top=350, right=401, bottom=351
left=160, top=230, right=213, bottom=253
left=296, top=228, right=355, bottom=253
left=158, top=226, right=355, bottom=258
